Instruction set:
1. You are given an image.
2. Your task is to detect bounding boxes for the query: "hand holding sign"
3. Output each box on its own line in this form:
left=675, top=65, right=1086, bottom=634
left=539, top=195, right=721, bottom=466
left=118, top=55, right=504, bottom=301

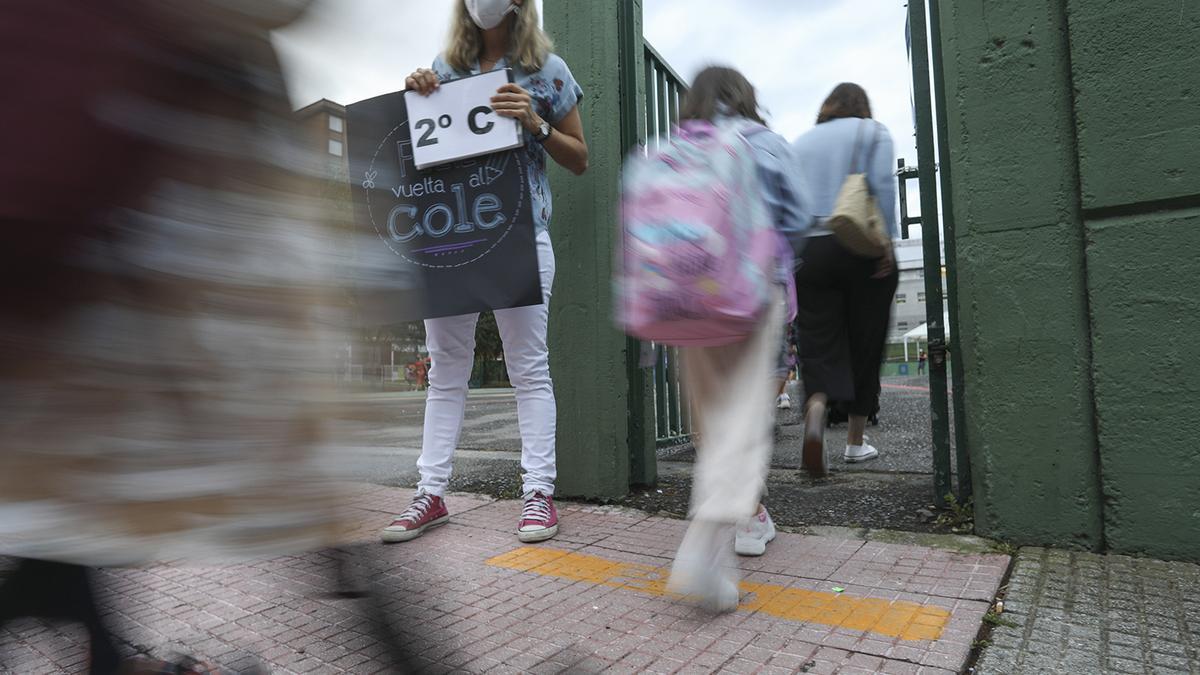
left=404, top=69, right=524, bottom=170
left=490, top=82, right=538, bottom=132
left=347, top=89, right=541, bottom=322
left=405, top=68, right=440, bottom=95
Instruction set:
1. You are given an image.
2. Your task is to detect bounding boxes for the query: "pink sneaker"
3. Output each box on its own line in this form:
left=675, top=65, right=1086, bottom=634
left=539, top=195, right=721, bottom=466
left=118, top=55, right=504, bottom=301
left=381, top=492, right=449, bottom=543
left=518, top=492, right=558, bottom=542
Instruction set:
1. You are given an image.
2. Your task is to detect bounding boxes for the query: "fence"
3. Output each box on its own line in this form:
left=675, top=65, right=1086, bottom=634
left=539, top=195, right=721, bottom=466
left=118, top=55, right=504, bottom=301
left=640, top=41, right=693, bottom=447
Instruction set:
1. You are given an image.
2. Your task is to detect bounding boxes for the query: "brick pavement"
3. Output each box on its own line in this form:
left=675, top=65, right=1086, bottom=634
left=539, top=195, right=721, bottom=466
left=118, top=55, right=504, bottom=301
left=974, top=547, right=1200, bottom=674
left=1, top=485, right=1010, bottom=674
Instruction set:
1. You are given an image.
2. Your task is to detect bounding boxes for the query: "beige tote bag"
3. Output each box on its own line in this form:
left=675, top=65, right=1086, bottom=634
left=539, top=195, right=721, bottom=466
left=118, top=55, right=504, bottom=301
left=825, top=120, right=890, bottom=257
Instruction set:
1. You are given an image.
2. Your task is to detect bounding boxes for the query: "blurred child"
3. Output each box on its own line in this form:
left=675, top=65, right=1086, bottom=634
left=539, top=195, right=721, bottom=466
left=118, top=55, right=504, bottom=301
left=618, top=66, right=811, bottom=610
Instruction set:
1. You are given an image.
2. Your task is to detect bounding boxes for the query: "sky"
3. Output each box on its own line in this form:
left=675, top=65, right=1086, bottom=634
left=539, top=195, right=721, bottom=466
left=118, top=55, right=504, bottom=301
left=273, top=0, right=921, bottom=221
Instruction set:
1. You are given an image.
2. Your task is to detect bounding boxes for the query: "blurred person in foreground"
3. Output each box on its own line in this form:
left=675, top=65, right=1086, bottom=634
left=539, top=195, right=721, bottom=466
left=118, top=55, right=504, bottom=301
left=0, top=1, right=352, bottom=672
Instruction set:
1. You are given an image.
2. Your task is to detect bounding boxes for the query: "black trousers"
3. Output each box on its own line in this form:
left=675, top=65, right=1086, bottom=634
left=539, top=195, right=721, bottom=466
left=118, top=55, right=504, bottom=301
left=0, top=551, right=419, bottom=674
left=793, top=235, right=899, bottom=416
left=0, top=559, right=120, bottom=674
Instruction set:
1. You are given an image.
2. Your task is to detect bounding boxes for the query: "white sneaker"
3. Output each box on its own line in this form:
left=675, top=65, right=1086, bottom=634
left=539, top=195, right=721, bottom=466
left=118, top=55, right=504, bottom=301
left=735, top=506, right=777, bottom=556
left=776, top=393, right=792, bottom=410
left=667, top=520, right=740, bottom=613
left=844, top=443, right=880, bottom=463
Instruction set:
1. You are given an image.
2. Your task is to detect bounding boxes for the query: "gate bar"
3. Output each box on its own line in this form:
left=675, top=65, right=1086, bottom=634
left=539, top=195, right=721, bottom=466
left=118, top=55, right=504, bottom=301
left=907, top=0, right=954, bottom=503
left=928, top=0, right=972, bottom=501
left=619, top=0, right=656, bottom=486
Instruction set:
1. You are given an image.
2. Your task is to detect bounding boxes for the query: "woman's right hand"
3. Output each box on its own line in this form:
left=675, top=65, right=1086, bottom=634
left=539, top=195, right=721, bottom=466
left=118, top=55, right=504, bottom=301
left=405, top=68, right=440, bottom=96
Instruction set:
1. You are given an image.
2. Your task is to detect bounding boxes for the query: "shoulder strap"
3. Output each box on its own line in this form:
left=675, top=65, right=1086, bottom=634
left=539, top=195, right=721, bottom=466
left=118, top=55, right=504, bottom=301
left=863, top=120, right=882, bottom=173
left=848, top=120, right=865, bottom=175
left=851, top=119, right=882, bottom=175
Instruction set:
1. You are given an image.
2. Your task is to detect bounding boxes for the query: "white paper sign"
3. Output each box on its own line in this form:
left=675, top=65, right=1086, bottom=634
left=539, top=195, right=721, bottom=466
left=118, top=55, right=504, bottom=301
left=404, top=69, right=524, bottom=170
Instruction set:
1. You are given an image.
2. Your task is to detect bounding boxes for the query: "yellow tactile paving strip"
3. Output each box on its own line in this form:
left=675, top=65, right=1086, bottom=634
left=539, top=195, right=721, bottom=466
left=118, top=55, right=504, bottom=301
left=486, top=546, right=950, bottom=641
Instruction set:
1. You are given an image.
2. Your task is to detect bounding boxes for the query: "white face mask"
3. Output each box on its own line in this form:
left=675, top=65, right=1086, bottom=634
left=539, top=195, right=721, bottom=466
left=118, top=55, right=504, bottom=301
left=465, top=0, right=517, bottom=30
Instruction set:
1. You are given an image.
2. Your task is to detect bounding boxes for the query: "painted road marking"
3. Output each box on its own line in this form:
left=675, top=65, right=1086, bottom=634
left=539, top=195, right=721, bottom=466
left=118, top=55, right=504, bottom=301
left=486, top=547, right=949, bottom=641
left=882, top=383, right=932, bottom=392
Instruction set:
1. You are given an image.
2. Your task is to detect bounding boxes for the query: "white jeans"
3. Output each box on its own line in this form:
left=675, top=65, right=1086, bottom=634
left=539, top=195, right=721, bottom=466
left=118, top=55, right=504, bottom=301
left=681, top=288, right=785, bottom=523
left=416, top=230, right=556, bottom=497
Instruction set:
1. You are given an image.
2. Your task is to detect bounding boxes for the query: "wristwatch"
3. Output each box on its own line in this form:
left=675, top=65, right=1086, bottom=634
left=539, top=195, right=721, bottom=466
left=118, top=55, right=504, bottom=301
left=534, top=120, right=552, bottom=143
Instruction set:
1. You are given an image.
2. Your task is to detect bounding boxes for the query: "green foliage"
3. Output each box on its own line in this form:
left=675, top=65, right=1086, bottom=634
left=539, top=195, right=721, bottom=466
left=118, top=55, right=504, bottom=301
left=472, top=312, right=508, bottom=386
left=989, top=540, right=1018, bottom=556
left=935, top=493, right=975, bottom=533
left=474, top=312, right=503, bottom=363
left=983, top=611, right=1018, bottom=628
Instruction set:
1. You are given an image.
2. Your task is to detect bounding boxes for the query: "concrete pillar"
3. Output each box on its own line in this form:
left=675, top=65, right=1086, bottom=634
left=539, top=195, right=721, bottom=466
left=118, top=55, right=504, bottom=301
left=544, top=0, right=654, bottom=498
left=1066, top=0, right=1200, bottom=559
left=938, top=0, right=1104, bottom=548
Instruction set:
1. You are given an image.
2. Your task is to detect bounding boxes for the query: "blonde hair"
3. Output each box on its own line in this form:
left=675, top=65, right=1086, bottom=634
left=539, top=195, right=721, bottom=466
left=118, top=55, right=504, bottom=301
left=444, top=1, right=554, bottom=73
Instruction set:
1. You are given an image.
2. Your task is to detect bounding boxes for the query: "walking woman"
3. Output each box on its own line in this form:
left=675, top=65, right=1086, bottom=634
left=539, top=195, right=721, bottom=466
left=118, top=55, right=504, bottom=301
left=791, top=83, right=899, bottom=475
left=381, top=0, right=588, bottom=544
left=663, top=67, right=812, bottom=610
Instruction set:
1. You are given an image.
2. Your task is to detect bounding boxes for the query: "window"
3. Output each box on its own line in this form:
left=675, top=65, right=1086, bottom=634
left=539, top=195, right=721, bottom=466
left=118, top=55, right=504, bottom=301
left=896, top=293, right=907, bottom=304
left=897, top=321, right=909, bottom=329
left=918, top=292, right=926, bottom=303
left=328, top=139, right=343, bottom=156
left=329, top=115, right=344, bottom=133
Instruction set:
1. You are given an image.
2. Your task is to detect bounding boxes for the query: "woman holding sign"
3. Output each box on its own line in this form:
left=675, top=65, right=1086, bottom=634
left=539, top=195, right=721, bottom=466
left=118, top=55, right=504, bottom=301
left=381, top=0, right=587, bottom=544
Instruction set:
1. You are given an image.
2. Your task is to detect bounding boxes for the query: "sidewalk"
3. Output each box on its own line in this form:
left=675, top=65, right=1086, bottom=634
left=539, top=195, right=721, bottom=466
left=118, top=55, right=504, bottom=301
left=973, top=547, right=1200, bottom=674
left=1, top=485, right=1008, bottom=674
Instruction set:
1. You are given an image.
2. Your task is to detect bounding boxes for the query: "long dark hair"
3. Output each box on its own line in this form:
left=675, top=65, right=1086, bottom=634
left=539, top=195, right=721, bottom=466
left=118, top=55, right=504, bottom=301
left=679, top=66, right=767, bottom=126
left=816, top=83, right=872, bottom=124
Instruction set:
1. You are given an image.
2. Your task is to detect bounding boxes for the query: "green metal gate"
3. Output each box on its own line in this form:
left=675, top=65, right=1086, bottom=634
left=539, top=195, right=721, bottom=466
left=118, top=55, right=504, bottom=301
left=906, top=0, right=972, bottom=505
left=645, top=44, right=691, bottom=447
left=615, top=0, right=973, bottom=500
left=619, top=19, right=693, bottom=450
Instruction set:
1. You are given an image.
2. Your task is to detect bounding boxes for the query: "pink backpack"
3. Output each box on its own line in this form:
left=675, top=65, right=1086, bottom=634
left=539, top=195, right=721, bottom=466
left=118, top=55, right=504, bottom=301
left=616, top=120, right=781, bottom=346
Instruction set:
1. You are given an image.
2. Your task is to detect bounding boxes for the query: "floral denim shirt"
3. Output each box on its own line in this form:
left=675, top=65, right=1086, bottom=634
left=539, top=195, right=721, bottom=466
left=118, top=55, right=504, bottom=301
left=432, top=53, right=583, bottom=234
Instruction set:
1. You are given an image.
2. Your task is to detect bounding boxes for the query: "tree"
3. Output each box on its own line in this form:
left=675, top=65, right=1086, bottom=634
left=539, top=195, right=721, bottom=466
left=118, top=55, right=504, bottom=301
left=473, top=312, right=506, bottom=385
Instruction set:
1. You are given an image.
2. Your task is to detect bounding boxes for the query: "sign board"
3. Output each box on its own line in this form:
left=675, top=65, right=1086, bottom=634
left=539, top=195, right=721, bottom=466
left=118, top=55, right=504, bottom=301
left=346, top=89, right=542, bottom=324
left=404, top=69, right=524, bottom=170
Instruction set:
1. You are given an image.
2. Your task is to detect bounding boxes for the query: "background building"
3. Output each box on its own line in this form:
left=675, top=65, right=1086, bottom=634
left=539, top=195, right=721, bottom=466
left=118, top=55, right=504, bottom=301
left=295, top=98, right=348, bottom=177
left=889, top=237, right=945, bottom=342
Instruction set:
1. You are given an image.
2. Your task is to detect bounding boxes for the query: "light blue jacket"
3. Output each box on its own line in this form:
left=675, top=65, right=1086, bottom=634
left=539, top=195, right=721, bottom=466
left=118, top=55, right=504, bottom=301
left=741, top=123, right=814, bottom=257
left=791, top=117, right=898, bottom=239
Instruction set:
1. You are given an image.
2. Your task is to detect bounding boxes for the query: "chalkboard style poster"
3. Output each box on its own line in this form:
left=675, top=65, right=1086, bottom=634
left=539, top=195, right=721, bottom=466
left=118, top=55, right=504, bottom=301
left=346, top=90, right=541, bottom=323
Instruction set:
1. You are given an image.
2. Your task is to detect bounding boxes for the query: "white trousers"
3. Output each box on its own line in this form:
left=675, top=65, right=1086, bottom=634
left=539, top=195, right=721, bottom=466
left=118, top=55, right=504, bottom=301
left=682, top=288, right=785, bottom=523
left=416, top=230, right=557, bottom=497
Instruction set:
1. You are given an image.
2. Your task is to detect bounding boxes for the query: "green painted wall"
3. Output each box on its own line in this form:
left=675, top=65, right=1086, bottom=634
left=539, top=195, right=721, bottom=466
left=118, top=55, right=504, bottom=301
left=1066, top=0, right=1200, bottom=558
left=1086, top=211, right=1200, bottom=558
left=939, top=0, right=1103, bottom=549
left=1067, top=0, right=1200, bottom=210
left=544, top=0, right=651, bottom=498
left=942, top=0, right=1200, bottom=558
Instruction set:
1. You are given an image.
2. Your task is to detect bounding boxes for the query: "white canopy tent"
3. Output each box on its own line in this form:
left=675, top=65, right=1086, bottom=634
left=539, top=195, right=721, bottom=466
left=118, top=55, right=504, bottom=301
left=903, top=311, right=951, bottom=362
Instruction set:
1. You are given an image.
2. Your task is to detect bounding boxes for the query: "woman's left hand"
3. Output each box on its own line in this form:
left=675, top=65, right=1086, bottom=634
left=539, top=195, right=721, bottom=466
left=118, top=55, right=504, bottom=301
left=872, top=245, right=896, bottom=279
left=491, top=83, right=541, bottom=133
